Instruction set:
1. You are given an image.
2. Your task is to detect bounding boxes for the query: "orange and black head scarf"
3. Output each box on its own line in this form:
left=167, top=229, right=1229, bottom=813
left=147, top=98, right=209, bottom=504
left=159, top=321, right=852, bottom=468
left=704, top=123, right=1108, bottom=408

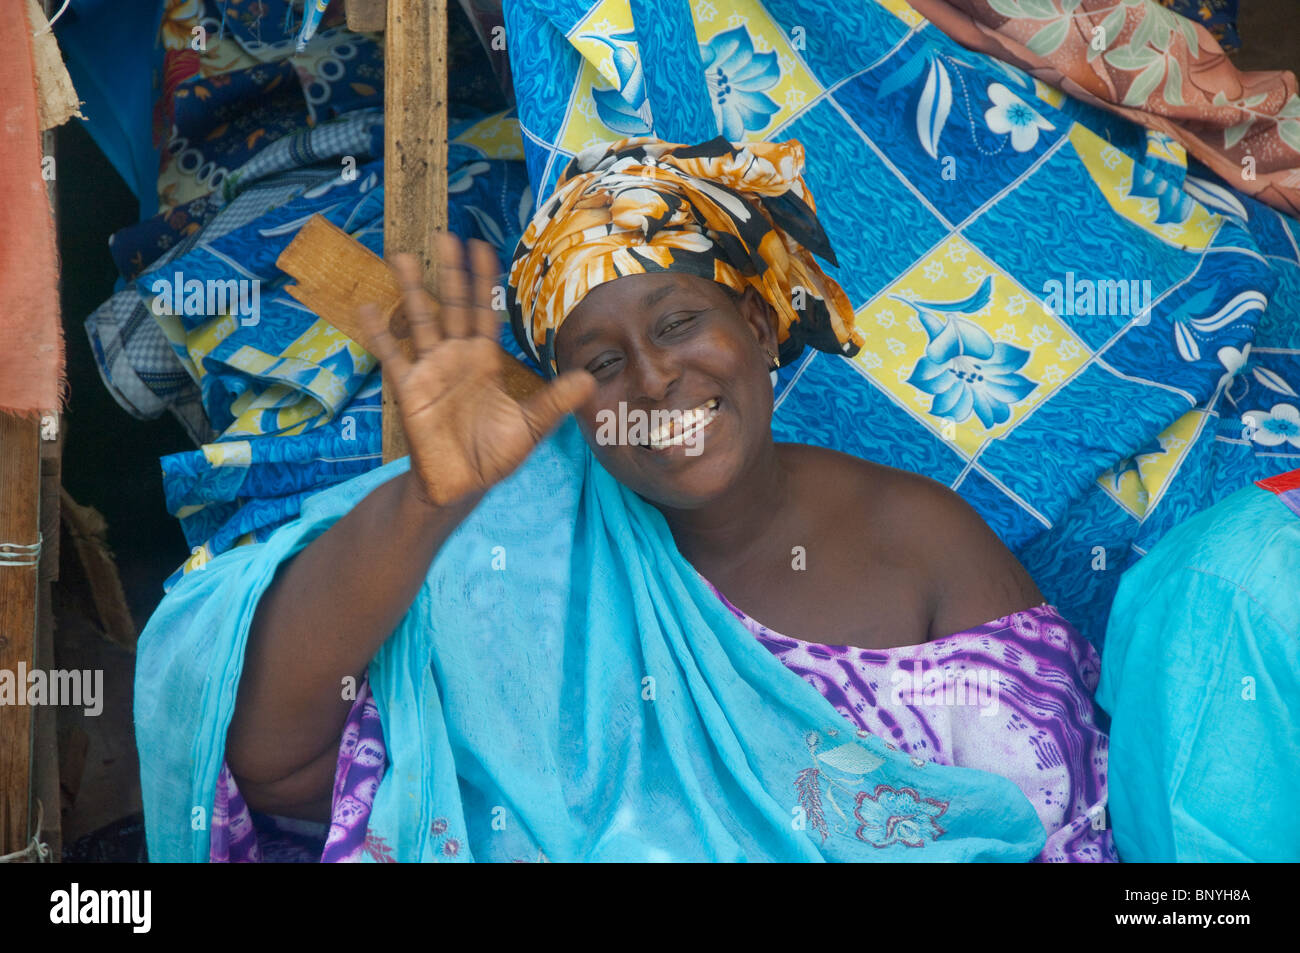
left=506, top=136, right=864, bottom=378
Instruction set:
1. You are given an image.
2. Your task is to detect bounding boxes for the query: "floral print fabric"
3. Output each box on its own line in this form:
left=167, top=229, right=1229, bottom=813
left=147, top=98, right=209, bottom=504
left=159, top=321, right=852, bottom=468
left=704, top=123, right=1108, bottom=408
left=505, top=136, right=865, bottom=377
left=906, top=0, right=1298, bottom=216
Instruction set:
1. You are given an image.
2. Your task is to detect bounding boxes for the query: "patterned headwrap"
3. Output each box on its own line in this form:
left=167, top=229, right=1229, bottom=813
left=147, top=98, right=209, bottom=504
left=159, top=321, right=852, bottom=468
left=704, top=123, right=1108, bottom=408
left=506, top=136, right=865, bottom=377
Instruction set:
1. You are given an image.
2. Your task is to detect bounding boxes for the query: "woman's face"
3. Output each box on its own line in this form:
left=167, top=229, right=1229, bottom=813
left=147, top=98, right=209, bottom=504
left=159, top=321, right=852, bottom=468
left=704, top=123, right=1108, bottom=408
left=554, top=272, right=779, bottom=510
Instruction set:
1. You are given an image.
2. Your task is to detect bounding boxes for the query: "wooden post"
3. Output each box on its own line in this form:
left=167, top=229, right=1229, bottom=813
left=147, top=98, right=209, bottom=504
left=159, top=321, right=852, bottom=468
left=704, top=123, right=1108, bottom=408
left=0, top=24, right=60, bottom=856
left=31, top=417, right=62, bottom=861
left=382, top=0, right=448, bottom=462
left=0, top=414, right=40, bottom=857
left=31, top=111, right=63, bottom=863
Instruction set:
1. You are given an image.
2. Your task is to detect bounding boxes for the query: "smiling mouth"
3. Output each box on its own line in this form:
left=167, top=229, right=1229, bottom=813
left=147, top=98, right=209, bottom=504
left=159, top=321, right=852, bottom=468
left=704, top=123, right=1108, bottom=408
left=642, top=397, right=721, bottom=451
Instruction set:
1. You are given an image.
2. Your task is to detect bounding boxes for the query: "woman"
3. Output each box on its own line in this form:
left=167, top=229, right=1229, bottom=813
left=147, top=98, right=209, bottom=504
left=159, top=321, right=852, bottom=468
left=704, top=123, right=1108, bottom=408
left=145, top=137, right=1113, bottom=862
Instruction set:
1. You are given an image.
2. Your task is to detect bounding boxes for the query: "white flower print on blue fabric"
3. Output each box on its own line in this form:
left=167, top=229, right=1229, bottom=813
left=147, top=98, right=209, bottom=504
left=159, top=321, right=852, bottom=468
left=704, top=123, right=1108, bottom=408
left=984, top=83, right=1055, bottom=152
left=1243, top=403, right=1300, bottom=448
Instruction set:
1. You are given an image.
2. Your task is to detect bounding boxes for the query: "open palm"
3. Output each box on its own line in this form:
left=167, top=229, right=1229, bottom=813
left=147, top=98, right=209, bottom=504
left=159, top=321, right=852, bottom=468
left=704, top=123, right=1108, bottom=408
left=359, top=234, right=595, bottom=508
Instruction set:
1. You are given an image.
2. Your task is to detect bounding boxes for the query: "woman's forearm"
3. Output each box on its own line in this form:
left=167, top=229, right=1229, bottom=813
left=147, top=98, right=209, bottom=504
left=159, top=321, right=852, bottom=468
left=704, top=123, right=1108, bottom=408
left=220, top=237, right=591, bottom=818
left=225, top=468, right=481, bottom=795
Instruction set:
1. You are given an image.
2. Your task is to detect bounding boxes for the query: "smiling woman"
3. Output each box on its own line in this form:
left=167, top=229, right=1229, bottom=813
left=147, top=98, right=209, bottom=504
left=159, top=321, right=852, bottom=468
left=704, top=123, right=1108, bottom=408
left=506, top=137, right=1054, bottom=650
left=145, top=136, right=1115, bottom=863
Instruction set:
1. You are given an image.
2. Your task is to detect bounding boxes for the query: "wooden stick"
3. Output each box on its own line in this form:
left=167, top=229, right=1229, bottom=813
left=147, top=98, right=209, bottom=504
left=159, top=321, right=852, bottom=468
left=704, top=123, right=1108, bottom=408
left=382, top=0, right=448, bottom=462
left=59, top=490, right=135, bottom=652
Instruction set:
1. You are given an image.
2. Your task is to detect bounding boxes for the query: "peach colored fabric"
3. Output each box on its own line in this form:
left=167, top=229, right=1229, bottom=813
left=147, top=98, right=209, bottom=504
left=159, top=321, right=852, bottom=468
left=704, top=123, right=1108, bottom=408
left=908, top=0, right=1300, bottom=217
left=0, top=4, right=64, bottom=415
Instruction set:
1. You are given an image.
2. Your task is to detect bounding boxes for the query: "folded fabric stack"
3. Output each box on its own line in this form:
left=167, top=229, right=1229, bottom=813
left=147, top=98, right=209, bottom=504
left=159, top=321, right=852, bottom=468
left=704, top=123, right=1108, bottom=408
left=503, top=0, right=1300, bottom=647
left=150, top=111, right=531, bottom=590
left=75, top=0, right=530, bottom=590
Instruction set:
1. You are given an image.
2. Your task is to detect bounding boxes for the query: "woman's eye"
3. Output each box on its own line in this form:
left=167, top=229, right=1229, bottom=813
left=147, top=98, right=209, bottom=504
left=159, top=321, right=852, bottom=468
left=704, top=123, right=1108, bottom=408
left=663, top=314, right=698, bottom=333
left=588, top=355, right=620, bottom=375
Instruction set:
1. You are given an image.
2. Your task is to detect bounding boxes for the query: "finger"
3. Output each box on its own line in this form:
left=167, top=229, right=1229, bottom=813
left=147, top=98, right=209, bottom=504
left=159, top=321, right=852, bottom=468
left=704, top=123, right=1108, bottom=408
left=436, top=232, right=475, bottom=339
left=392, top=253, right=442, bottom=354
left=468, top=238, right=504, bottom=341
left=519, top=369, right=597, bottom=437
left=358, top=302, right=411, bottom=378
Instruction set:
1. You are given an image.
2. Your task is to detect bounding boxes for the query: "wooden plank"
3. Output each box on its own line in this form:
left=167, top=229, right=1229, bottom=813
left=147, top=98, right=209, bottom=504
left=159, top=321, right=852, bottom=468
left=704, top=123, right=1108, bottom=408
left=279, top=215, right=543, bottom=403
left=0, top=414, right=40, bottom=857
left=280, top=215, right=405, bottom=354
left=346, top=0, right=388, bottom=32
left=382, top=0, right=448, bottom=461
left=29, top=69, right=60, bottom=863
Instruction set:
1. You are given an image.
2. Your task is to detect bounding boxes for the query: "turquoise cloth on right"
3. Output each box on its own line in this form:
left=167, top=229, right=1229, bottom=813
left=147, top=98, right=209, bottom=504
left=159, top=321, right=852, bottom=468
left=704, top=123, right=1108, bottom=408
left=1097, top=476, right=1300, bottom=861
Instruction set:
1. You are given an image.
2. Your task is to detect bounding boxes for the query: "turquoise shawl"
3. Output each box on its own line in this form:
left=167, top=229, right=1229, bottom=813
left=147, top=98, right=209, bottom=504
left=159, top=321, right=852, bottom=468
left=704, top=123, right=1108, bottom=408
left=1098, top=481, right=1300, bottom=861
left=136, top=418, right=1046, bottom=861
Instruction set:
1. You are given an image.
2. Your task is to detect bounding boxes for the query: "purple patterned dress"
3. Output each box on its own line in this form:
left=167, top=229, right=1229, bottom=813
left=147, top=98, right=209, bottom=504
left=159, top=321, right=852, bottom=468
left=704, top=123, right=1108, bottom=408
left=705, top=587, right=1116, bottom=863
left=210, top=588, right=1117, bottom=863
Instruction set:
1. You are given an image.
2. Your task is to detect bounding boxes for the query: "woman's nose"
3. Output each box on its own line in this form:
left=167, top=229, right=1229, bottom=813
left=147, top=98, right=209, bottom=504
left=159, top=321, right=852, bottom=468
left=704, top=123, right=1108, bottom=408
left=628, top=344, right=680, bottom=402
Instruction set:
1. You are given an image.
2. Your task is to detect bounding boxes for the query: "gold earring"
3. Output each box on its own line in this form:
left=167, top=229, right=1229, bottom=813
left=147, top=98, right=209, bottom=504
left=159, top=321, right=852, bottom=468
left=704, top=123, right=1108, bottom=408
left=769, top=350, right=780, bottom=369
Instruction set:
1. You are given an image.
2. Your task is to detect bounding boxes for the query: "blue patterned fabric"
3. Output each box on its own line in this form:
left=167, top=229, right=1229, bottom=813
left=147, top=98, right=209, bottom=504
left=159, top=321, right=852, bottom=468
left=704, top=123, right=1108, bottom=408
left=172, top=60, right=314, bottom=182
left=106, top=105, right=389, bottom=286
left=156, top=112, right=533, bottom=588
left=1020, top=173, right=1300, bottom=641
left=160, top=372, right=382, bottom=587
left=138, top=418, right=1048, bottom=862
left=502, top=0, right=1300, bottom=647
left=137, top=158, right=384, bottom=439
left=155, top=6, right=385, bottom=213
left=86, top=109, right=387, bottom=445
left=77, top=2, right=524, bottom=591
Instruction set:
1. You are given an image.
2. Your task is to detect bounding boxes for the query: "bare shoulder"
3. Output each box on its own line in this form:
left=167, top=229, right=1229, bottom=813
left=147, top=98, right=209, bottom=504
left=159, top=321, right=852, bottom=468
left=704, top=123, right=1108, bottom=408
left=789, top=444, right=1044, bottom=638
left=786, top=442, right=983, bottom=530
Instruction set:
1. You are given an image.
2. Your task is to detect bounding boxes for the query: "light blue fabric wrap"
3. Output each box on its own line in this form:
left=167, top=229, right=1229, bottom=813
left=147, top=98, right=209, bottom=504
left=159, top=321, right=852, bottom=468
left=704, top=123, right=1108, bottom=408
left=1097, top=484, right=1300, bottom=861
left=136, top=417, right=1047, bottom=862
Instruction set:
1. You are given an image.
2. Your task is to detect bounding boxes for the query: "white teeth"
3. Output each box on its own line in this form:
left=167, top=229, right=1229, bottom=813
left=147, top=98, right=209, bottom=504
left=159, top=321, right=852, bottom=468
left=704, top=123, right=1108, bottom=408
left=648, top=398, right=720, bottom=449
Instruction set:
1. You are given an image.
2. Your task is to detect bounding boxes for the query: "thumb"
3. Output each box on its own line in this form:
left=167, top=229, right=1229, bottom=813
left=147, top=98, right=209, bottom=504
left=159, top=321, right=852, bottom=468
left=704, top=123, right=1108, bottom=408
left=519, top=370, right=596, bottom=437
